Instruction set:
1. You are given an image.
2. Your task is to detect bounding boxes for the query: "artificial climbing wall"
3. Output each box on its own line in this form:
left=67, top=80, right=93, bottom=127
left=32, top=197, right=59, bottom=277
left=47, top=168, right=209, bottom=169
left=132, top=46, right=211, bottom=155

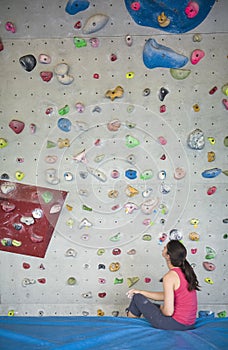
left=0, top=0, right=227, bottom=318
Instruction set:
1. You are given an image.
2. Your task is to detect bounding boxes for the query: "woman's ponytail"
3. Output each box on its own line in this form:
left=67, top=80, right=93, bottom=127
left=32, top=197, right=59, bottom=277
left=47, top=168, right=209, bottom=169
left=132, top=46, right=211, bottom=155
left=181, top=259, right=200, bottom=291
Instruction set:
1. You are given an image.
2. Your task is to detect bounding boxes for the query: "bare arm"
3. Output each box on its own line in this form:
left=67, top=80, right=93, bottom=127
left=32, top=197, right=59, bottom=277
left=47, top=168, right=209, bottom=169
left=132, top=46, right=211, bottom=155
left=160, top=271, right=176, bottom=316
left=127, top=289, right=164, bottom=301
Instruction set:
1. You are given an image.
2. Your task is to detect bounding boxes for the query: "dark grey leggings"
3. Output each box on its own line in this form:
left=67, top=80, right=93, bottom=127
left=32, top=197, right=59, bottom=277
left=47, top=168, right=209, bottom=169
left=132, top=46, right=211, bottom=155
left=127, top=293, right=195, bottom=330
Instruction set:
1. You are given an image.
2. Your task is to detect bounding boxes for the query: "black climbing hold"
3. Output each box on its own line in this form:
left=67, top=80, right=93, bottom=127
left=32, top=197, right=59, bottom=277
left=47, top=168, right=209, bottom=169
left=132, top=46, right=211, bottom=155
left=19, top=54, right=37, bottom=72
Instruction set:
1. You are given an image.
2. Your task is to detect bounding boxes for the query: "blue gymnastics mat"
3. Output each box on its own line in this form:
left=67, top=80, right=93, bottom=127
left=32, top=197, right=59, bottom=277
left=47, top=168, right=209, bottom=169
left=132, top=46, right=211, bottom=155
left=0, top=316, right=227, bottom=350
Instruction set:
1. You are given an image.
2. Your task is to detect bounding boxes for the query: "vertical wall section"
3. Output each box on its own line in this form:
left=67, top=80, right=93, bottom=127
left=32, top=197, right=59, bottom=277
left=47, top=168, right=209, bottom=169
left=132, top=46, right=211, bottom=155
left=0, top=0, right=227, bottom=317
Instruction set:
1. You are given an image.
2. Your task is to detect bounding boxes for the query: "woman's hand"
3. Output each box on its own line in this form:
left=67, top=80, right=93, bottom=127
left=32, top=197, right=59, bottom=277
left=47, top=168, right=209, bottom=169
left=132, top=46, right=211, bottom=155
left=126, top=289, right=142, bottom=299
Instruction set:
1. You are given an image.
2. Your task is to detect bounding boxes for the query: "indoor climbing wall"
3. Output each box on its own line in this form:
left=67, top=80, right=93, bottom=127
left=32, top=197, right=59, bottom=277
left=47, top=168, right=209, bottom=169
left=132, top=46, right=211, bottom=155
left=0, top=0, right=227, bottom=318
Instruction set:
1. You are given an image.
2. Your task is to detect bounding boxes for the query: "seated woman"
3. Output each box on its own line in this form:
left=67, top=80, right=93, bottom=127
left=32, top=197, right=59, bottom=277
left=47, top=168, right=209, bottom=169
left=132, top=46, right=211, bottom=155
left=126, top=240, right=200, bottom=330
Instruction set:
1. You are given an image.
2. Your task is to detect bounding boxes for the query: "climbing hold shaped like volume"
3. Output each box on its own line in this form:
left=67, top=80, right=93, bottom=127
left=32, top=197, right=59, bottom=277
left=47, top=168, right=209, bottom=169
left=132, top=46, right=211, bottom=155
left=143, top=38, right=188, bottom=69
left=65, top=0, right=90, bottom=15
left=82, top=14, right=109, bottom=34
left=170, top=68, right=191, bottom=80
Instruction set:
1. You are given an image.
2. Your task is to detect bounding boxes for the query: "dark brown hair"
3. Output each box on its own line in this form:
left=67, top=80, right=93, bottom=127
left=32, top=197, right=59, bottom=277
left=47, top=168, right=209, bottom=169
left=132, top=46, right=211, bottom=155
left=167, top=240, right=200, bottom=291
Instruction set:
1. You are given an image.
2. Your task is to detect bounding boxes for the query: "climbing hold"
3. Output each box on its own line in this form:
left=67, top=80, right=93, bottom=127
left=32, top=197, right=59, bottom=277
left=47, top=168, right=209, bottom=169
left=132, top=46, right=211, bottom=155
left=89, top=37, right=100, bottom=48
left=57, top=138, right=70, bottom=148
left=108, top=190, right=119, bottom=199
left=13, top=223, right=22, bottom=231
left=174, top=167, right=186, bottom=180
left=189, top=232, right=200, bottom=241
left=79, top=171, right=88, bottom=179
left=54, top=63, right=74, bottom=85
left=0, top=39, right=3, bottom=51
left=223, top=218, right=228, bottom=223
left=159, top=233, right=167, bottom=243
left=82, top=14, right=109, bottom=34
left=193, top=104, right=200, bottom=112
left=127, top=249, right=136, bottom=255
left=110, top=53, right=117, bottom=62
left=157, top=136, right=167, bottom=146
left=20, top=216, right=34, bottom=225
left=9, top=119, right=25, bottom=134
left=98, top=278, right=106, bottom=284
left=143, top=88, right=150, bottom=96
left=142, top=188, right=153, bottom=198
left=140, top=169, right=154, bottom=180
left=74, top=21, right=82, bottom=29
left=143, top=218, right=153, bottom=226
left=222, top=83, right=228, bottom=96
left=65, top=0, right=90, bottom=15
left=185, top=1, right=199, bottom=18
left=170, top=68, right=191, bottom=80
left=126, top=71, right=135, bottom=79
left=217, top=311, right=227, bottom=318
left=23, top=262, right=30, bottom=269
left=82, top=291, right=92, bottom=298
left=87, top=166, right=107, bottom=182
left=1, top=201, right=15, bottom=212
left=190, top=49, right=205, bottom=65
left=223, top=170, right=228, bottom=176
left=67, top=277, right=76, bottom=285
left=0, top=138, right=7, bottom=149
left=187, top=128, right=205, bottom=150
left=142, top=234, right=152, bottom=241
left=160, top=154, right=166, bottom=160
left=127, top=154, right=136, bottom=164
left=105, top=85, right=124, bottom=101
left=66, top=218, right=74, bottom=228
left=160, top=105, right=166, bottom=113
left=207, top=151, right=215, bottom=162
left=209, top=86, right=217, bottom=95
left=75, top=120, right=88, bottom=131
left=141, top=198, right=159, bottom=214
left=45, top=168, right=60, bottom=185
left=201, top=168, right=222, bottom=178
left=93, top=73, right=100, bottom=79
left=190, top=218, right=199, bottom=228
left=157, top=12, right=170, bottom=27
left=198, top=310, right=214, bottom=318
left=224, top=136, right=228, bottom=147
left=112, top=248, right=121, bottom=256
left=73, top=37, right=87, bottom=48
left=125, top=185, right=139, bottom=197
left=110, top=232, right=121, bottom=242
left=125, top=169, right=137, bottom=180
left=191, top=248, right=197, bottom=254
left=1, top=182, right=16, bottom=194
left=19, top=54, right=37, bottom=72
left=32, top=208, right=43, bottom=219
left=158, top=170, right=166, bottom=180
left=41, top=191, right=53, bottom=203
left=127, top=277, right=139, bottom=288
left=124, top=202, right=138, bottom=214
left=127, top=105, right=135, bottom=113
left=205, top=246, right=216, bottom=260
left=82, top=204, right=92, bottom=212
left=98, top=292, right=106, bottom=298
left=22, top=278, right=36, bottom=287
left=204, top=277, right=214, bottom=285
left=207, top=186, right=217, bottom=195
left=193, top=33, right=202, bottom=42
left=160, top=182, right=170, bottom=194
left=5, top=21, right=16, bottom=33
left=159, top=87, right=169, bottom=101
left=50, top=203, right=62, bottom=214
left=125, top=135, right=140, bottom=148
left=47, top=140, right=57, bottom=148
left=222, top=99, right=228, bottom=110
left=64, top=172, right=73, bottom=181
left=143, top=38, right=188, bottom=69
left=97, top=309, right=105, bottom=316
left=125, top=121, right=136, bottom=129
left=29, top=123, right=36, bottom=134
left=38, top=54, right=51, bottom=64
left=131, top=2, right=140, bottom=11
left=125, top=34, right=133, bottom=46
left=169, top=229, right=183, bottom=240
left=114, top=278, right=123, bottom=285
left=40, top=71, right=53, bottom=82
left=66, top=204, right=73, bottom=211
left=203, top=262, right=216, bottom=271
left=58, top=118, right=71, bottom=132
left=107, top=119, right=121, bottom=132
left=79, top=218, right=92, bottom=229
left=58, top=105, right=70, bottom=116
left=144, top=277, right=152, bottom=283
left=111, top=169, right=120, bottom=179
left=15, top=171, right=25, bottom=181
left=109, top=262, right=120, bottom=272
left=97, top=248, right=105, bottom=256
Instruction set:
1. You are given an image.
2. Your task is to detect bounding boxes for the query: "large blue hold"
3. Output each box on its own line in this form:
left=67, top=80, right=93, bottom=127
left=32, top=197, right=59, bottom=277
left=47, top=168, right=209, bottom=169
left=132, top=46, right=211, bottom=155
left=124, top=0, right=215, bottom=33
left=143, top=38, right=188, bottom=69
left=65, top=0, right=90, bottom=15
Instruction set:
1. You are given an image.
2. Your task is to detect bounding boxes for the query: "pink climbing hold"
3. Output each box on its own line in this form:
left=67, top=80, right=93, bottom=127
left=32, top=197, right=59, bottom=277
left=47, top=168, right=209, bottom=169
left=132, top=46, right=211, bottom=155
left=207, top=186, right=217, bottom=195
left=222, top=99, right=228, bottom=110
left=190, top=49, right=205, bottom=65
left=185, top=2, right=199, bottom=19
left=158, top=136, right=167, bottom=145
left=9, top=119, right=25, bottom=134
left=131, top=2, right=140, bottom=11
left=5, top=21, right=16, bottom=33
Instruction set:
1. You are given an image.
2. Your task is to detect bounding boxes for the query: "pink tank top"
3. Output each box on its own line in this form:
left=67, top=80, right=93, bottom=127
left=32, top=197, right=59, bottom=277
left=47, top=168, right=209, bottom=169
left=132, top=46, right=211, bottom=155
left=171, top=267, right=197, bottom=325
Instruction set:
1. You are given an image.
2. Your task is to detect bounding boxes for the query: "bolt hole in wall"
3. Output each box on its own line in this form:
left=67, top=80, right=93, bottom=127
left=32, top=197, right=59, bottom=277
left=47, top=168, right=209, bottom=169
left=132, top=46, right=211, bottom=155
left=0, top=0, right=228, bottom=318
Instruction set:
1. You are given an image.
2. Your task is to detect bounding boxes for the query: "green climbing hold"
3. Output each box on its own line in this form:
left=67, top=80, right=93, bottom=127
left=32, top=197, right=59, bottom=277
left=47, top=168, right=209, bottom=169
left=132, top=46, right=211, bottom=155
left=47, top=140, right=57, bottom=148
left=140, top=169, right=154, bottom=180
left=205, top=246, right=216, bottom=260
left=82, top=204, right=92, bottom=211
left=223, top=233, right=228, bottom=239
left=170, top=68, right=191, bottom=80
left=110, top=232, right=121, bottom=242
left=217, top=310, right=227, bottom=318
left=97, top=248, right=105, bottom=256
left=114, top=277, right=124, bottom=285
left=222, top=170, right=228, bottom=176
left=127, top=277, right=139, bottom=288
left=58, top=105, right=70, bottom=116
left=74, top=37, right=87, bottom=48
left=67, top=277, right=76, bottom=285
left=142, top=234, right=152, bottom=241
left=126, top=135, right=140, bottom=148
left=41, top=191, right=53, bottom=204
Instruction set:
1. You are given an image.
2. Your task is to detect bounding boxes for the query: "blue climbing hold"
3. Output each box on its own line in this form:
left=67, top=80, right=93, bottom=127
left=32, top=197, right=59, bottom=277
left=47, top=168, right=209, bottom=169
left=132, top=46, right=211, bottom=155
left=202, top=168, right=222, bottom=178
left=65, top=0, right=90, bottom=15
left=125, top=169, right=137, bottom=180
left=124, top=0, right=216, bottom=34
left=143, top=38, right=188, bottom=69
left=57, top=118, right=72, bottom=132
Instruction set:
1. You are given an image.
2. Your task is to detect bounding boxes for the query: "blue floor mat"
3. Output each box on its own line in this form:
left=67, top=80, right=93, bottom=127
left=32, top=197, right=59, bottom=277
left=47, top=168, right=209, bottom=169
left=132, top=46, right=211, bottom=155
left=0, top=316, right=227, bottom=350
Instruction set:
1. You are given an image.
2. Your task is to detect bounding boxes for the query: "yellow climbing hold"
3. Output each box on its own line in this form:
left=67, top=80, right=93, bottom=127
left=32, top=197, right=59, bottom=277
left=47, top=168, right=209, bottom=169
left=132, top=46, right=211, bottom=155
left=127, top=277, right=140, bottom=288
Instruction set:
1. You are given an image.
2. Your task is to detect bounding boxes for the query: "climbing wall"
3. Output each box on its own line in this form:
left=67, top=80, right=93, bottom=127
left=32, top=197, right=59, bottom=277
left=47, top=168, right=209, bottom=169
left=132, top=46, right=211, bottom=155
left=0, top=0, right=227, bottom=318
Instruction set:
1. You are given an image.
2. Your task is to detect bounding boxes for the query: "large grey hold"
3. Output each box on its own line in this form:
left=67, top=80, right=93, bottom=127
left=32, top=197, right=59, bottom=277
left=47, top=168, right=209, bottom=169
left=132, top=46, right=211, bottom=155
left=187, top=128, right=205, bottom=150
